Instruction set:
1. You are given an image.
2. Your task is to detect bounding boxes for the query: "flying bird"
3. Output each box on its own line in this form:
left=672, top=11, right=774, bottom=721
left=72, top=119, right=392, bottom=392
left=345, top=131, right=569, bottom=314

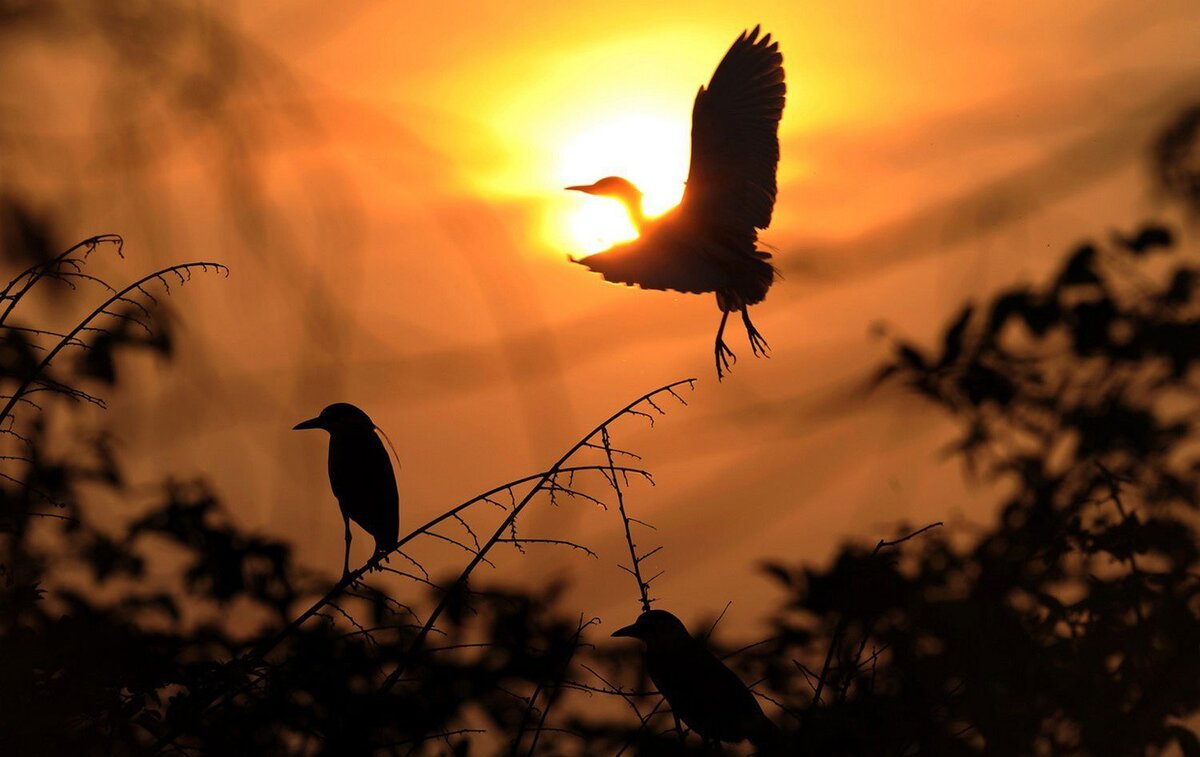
left=567, top=26, right=786, bottom=379
left=612, top=609, right=781, bottom=750
left=294, top=403, right=399, bottom=578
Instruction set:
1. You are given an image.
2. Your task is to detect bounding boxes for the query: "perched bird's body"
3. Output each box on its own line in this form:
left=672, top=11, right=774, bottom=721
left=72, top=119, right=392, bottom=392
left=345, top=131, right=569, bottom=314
left=294, top=403, right=399, bottom=577
left=567, top=26, right=786, bottom=378
left=613, top=610, right=780, bottom=750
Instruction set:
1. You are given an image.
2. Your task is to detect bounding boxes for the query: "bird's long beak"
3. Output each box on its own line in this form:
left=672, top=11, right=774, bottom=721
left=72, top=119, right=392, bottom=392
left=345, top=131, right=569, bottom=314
left=611, top=623, right=638, bottom=638
left=565, top=184, right=596, bottom=194
left=292, top=417, right=323, bottom=431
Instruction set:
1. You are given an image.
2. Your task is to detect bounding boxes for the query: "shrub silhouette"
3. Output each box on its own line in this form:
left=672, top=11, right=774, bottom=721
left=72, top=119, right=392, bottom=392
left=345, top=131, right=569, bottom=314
left=725, top=221, right=1200, bottom=755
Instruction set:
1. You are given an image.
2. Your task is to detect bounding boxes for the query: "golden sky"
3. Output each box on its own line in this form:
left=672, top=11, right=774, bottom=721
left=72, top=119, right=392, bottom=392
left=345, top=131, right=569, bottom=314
left=6, top=1, right=1200, bottom=629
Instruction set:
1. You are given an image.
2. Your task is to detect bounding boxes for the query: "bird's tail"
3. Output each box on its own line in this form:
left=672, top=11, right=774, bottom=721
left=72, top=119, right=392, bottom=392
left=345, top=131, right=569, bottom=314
left=722, top=253, right=777, bottom=309
left=748, top=713, right=784, bottom=754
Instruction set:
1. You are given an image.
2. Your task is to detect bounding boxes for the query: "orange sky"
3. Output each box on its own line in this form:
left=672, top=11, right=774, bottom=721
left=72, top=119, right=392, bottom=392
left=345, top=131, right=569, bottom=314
left=6, top=1, right=1200, bottom=632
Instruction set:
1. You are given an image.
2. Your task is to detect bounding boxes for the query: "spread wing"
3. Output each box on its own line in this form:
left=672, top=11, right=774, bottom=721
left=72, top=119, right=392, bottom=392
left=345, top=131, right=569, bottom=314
left=680, top=26, right=786, bottom=247
left=570, top=229, right=731, bottom=296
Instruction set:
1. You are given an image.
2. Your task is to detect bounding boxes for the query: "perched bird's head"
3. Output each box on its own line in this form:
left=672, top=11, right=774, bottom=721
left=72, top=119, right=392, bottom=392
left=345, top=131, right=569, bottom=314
left=611, top=609, right=692, bottom=647
left=293, top=403, right=375, bottom=434
left=565, top=176, right=643, bottom=203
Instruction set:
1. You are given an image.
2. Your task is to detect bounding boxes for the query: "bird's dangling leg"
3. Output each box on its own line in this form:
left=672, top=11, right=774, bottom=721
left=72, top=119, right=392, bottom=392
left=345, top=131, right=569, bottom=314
left=714, top=309, right=737, bottom=380
left=341, top=516, right=353, bottom=581
left=741, top=306, right=770, bottom=358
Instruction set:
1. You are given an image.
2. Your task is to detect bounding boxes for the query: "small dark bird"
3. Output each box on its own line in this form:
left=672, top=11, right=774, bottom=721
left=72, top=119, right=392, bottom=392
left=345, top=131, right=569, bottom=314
left=293, top=403, right=399, bottom=578
left=567, top=26, right=786, bottom=379
left=612, top=609, right=780, bottom=751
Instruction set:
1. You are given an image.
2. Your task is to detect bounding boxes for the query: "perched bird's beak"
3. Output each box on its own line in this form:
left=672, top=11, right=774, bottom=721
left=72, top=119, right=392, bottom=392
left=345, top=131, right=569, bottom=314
left=611, top=623, right=638, bottom=638
left=565, top=184, right=596, bottom=195
left=292, top=417, right=324, bottom=431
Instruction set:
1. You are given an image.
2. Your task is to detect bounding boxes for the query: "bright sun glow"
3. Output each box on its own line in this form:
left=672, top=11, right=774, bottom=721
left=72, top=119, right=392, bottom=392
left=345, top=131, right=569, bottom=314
left=557, top=114, right=689, bottom=255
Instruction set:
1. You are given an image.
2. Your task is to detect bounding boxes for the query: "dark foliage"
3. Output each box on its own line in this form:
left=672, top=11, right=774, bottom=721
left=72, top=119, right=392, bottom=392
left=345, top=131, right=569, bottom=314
left=747, top=220, right=1200, bottom=755
left=3, top=107, right=1200, bottom=756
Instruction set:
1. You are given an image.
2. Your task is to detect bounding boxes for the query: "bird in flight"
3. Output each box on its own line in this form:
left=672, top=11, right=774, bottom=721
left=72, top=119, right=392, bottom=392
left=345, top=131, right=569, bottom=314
left=294, top=403, right=400, bottom=578
left=612, top=609, right=781, bottom=749
left=567, top=26, right=785, bottom=379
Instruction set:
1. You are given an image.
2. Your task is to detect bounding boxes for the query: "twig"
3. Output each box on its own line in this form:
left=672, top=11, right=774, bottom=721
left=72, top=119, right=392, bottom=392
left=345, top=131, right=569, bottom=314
left=517, top=616, right=599, bottom=757
left=603, top=426, right=654, bottom=614
left=812, top=521, right=943, bottom=708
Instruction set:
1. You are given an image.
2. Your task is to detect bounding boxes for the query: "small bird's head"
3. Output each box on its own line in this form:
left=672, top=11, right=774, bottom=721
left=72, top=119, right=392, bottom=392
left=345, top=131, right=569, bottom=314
left=565, top=176, right=643, bottom=203
left=611, top=609, right=692, bottom=648
left=293, top=403, right=375, bottom=434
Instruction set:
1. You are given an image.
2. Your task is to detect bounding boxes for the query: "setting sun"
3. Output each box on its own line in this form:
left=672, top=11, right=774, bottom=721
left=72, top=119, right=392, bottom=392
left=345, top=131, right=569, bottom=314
left=558, top=114, right=690, bottom=254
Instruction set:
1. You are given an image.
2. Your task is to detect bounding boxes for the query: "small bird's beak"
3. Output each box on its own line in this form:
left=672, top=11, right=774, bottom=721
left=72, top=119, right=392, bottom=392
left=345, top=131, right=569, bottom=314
left=611, top=623, right=638, bottom=638
left=292, top=417, right=323, bottom=431
left=565, top=184, right=596, bottom=194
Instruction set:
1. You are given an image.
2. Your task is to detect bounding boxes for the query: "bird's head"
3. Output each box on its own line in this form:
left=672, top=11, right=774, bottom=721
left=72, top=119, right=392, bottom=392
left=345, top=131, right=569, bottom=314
left=611, top=609, right=692, bottom=648
left=293, top=403, right=375, bottom=434
left=565, top=176, right=643, bottom=204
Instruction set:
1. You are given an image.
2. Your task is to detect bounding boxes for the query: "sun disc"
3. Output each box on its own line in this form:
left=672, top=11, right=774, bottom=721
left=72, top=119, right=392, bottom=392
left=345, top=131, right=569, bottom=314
left=556, top=113, right=689, bottom=255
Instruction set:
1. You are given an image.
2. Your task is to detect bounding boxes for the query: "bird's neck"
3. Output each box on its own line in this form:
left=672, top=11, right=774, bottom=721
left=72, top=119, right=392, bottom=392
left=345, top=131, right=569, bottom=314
left=616, top=192, right=646, bottom=232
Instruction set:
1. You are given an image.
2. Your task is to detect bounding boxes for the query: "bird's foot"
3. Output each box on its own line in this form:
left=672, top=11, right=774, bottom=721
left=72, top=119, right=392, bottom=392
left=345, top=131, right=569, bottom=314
left=747, top=327, right=770, bottom=358
left=366, top=550, right=392, bottom=573
left=742, top=310, right=771, bottom=358
left=715, top=338, right=737, bottom=380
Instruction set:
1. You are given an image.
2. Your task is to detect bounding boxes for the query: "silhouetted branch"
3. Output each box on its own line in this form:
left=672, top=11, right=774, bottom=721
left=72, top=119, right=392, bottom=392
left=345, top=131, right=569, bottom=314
left=0, top=261, right=229, bottom=429
left=873, top=521, right=943, bottom=553
left=0, top=235, right=123, bottom=329
left=498, top=537, right=599, bottom=559
left=516, top=615, right=598, bottom=757
left=602, top=426, right=656, bottom=614
left=376, top=379, right=694, bottom=694
left=702, top=601, right=733, bottom=642
left=426, top=531, right=497, bottom=566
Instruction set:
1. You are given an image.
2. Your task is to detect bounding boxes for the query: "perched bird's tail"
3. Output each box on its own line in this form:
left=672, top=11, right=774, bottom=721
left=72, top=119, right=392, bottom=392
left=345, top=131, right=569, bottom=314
left=748, top=712, right=784, bottom=754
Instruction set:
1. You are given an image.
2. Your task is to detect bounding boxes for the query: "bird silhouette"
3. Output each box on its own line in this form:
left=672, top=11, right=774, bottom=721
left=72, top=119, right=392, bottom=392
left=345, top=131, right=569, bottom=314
left=567, top=26, right=786, bottom=379
left=612, top=609, right=781, bottom=751
left=293, top=403, right=399, bottom=578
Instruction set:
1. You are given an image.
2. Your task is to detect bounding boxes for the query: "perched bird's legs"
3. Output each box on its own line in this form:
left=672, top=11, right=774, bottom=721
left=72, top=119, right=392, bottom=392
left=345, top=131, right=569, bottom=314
left=741, top=306, right=770, bottom=357
left=341, top=516, right=352, bottom=581
left=714, top=309, right=737, bottom=380
left=368, top=545, right=392, bottom=573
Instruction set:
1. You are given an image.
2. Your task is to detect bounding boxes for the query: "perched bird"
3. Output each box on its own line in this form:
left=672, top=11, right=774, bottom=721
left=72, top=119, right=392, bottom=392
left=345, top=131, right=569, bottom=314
left=293, top=403, right=399, bottom=578
left=612, top=609, right=780, bottom=750
left=567, top=26, right=786, bottom=379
